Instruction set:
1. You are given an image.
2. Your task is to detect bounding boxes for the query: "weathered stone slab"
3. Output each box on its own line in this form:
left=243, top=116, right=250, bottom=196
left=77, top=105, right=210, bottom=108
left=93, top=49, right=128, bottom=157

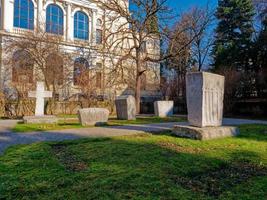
left=115, top=95, right=136, bottom=120
left=154, top=101, right=174, bottom=117
left=186, top=72, right=225, bottom=127
left=78, top=108, right=109, bottom=126
left=23, top=115, right=58, bottom=124
left=173, top=125, right=239, bottom=140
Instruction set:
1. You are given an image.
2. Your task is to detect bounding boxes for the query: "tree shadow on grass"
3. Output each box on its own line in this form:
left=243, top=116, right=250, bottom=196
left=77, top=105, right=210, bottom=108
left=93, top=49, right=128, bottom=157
left=1, top=136, right=267, bottom=199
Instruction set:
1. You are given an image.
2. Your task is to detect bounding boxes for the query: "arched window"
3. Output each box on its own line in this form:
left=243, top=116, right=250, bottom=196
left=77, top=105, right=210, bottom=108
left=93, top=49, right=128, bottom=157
left=74, top=57, right=89, bottom=85
left=14, top=0, right=34, bottom=30
left=46, top=4, right=64, bottom=35
left=45, top=54, right=64, bottom=85
left=12, top=50, right=34, bottom=83
left=74, top=11, right=89, bottom=40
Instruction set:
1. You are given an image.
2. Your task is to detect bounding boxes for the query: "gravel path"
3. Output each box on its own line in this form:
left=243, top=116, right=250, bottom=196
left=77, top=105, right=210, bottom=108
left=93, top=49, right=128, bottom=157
left=0, top=118, right=266, bottom=155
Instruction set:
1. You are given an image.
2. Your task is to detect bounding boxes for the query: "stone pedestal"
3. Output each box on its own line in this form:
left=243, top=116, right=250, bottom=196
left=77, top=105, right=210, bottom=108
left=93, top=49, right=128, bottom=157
left=23, top=115, right=58, bottom=124
left=115, top=95, right=136, bottom=120
left=154, top=101, right=174, bottom=117
left=173, top=125, right=239, bottom=140
left=78, top=108, right=109, bottom=126
left=172, top=72, right=239, bottom=140
left=186, top=72, right=225, bottom=127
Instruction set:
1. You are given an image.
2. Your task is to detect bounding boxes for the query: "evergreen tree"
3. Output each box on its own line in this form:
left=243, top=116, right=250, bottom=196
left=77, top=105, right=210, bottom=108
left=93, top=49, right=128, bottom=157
left=213, top=0, right=255, bottom=71
left=254, top=10, right=267, bottom=97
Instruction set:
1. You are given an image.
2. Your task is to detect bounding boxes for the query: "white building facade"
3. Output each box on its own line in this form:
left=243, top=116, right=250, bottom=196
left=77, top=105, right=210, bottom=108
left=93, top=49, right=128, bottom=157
left=0, top=0, right=161, bottom=102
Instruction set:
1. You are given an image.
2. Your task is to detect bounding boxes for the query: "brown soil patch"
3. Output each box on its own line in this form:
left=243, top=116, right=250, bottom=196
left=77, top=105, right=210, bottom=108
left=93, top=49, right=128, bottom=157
left=51, top=144, right=88, bottom=172
left=171, top=161, right=267, bottom=197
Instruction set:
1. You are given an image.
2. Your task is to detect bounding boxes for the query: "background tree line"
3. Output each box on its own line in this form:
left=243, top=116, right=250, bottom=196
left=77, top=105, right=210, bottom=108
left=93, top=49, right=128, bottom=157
left=164, top=0, right=267, bottom=116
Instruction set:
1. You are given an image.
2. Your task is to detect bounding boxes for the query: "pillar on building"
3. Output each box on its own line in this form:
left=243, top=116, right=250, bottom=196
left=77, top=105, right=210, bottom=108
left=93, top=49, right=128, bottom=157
left=66, top=3, right=73, bottom=41
left=91, top=9, right=97, bottom=45
left=3, top=0, right=14, bottom=32
left=37, top=0, right=44, bottom=31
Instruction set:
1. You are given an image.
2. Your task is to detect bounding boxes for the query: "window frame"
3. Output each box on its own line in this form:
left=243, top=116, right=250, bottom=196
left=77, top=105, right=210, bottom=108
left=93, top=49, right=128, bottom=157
left=74, top=11, right=89, bottom=40
left=14, top=0, right=35, bottom=30
left=96, top=29, right=103, bottom=44
left=46, top=4, right=64, bottom=35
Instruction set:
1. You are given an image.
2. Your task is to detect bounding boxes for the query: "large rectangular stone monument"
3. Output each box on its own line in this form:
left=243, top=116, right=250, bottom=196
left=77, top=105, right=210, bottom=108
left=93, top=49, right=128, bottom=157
left=115, top=95, right=136, bottom=120
left=154, top=101, right=174, bottom=117
left=173, top=72, right=239, bottom=140
left=186, top=72, right=224, bottom=127
left=23, top=82, right=58, bottom=124
left=78, top=108, right=109, bottom=126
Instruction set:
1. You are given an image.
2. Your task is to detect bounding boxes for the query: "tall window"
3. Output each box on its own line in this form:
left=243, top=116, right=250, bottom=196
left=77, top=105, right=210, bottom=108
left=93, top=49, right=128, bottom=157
left=140, top=41, right=147, bottom=53
left=14, top=0, right=34, bottom=30
left=96, top=72, right=102, bottom=88
left=74, top=57, right=89, bottom=85
left=46, top=4, right=64, bottom=35
left=74, top=11, right=89, bottom=40
left=12, top=50, right=34, bottom=83
left=140, top=73, right=147, bottom=90
left=96, top=29, right=103, bottom=44
left=45, top=54, right=64, bottom=85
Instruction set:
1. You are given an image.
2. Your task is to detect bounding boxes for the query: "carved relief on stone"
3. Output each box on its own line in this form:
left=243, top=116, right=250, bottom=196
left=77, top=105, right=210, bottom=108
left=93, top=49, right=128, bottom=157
left=186, top=72, right=225, bottom=128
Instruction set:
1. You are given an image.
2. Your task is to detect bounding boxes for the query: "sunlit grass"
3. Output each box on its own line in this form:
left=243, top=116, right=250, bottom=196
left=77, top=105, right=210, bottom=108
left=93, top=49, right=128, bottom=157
left=1, top=124, right=267, bottom=199
left=12, top=116, right=186, bottom=132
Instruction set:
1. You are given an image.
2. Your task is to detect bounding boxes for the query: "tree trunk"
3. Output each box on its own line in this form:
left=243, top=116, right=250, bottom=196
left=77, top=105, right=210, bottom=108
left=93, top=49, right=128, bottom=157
left=135, top=51, right=141, bottom=114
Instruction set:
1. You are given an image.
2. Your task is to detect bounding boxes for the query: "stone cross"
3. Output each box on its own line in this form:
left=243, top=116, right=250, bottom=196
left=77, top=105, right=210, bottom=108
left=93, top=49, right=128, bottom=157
left=28, top=82, right=53, bottom=116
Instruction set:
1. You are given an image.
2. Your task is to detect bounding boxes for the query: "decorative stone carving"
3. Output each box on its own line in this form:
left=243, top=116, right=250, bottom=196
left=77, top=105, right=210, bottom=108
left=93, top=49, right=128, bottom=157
left=186, top=72, right=225, bottom=127
left=154, top=101, right=174, bottom=117
left=78, top=108, right=109, bottom=126
left=115, top=95, right=136, bottom=120
left=172, top=72, right=239, bottom=140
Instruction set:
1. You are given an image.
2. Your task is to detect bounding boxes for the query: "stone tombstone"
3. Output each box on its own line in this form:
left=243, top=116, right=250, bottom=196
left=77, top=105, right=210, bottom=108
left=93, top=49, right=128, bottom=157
left=78, top=108, right=109, bottom=126
left=23, top=81, right=58, bottom=124
left=154, top=101, right=174, bottom=117
left=28, top=82, right=53, bottom=116
left=186, top=72, right=225, bottom=127
left=115, top=95, right=136, bottom=120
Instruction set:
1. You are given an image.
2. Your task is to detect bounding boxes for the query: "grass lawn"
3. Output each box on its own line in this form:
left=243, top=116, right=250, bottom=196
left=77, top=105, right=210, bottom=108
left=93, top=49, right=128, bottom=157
left=12, top=116, right=186, bottom=132
left=1, top=124, right=267, bottom=199
left=12, top=121, right=84, bottom=132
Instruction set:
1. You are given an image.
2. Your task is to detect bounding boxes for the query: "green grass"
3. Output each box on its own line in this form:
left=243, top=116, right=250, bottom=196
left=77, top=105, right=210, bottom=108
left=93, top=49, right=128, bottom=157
left=12, top=116, right=186, bottom=132
left=12, top=120, right=84, bottom=132
left=1, top=124, right=267, bottom=199
left=56, top=114, right=79, bottom=118
left=107, top=116, right=186, bottom=126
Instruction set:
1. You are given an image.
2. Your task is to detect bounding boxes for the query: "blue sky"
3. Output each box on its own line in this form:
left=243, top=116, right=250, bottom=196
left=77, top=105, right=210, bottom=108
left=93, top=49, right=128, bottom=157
left=168, top=0, right=218, bottom=13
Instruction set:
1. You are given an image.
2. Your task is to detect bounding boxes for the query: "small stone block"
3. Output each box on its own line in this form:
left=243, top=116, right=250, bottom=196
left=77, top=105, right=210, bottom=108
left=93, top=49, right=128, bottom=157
left=115, top=95, right=136, bottom=120
left=154, top=101, right=174, bottom=117
left=173, top=125, right=239, bottom=140
left=23, top=115, right=58, bottom=124
left=78, top=108, right=109, bottom=126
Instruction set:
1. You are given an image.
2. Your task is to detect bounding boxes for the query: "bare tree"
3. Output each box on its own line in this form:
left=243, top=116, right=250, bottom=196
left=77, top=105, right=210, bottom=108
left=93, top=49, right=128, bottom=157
left=165, top=15, right=191, bottom=104
left=92, top=0, right=209, bottom=113
left=2, top=28, right=73, bottom=115
left=186, top=6, right=215, bottom=71
left=88, top=0, right=172, bottom=113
